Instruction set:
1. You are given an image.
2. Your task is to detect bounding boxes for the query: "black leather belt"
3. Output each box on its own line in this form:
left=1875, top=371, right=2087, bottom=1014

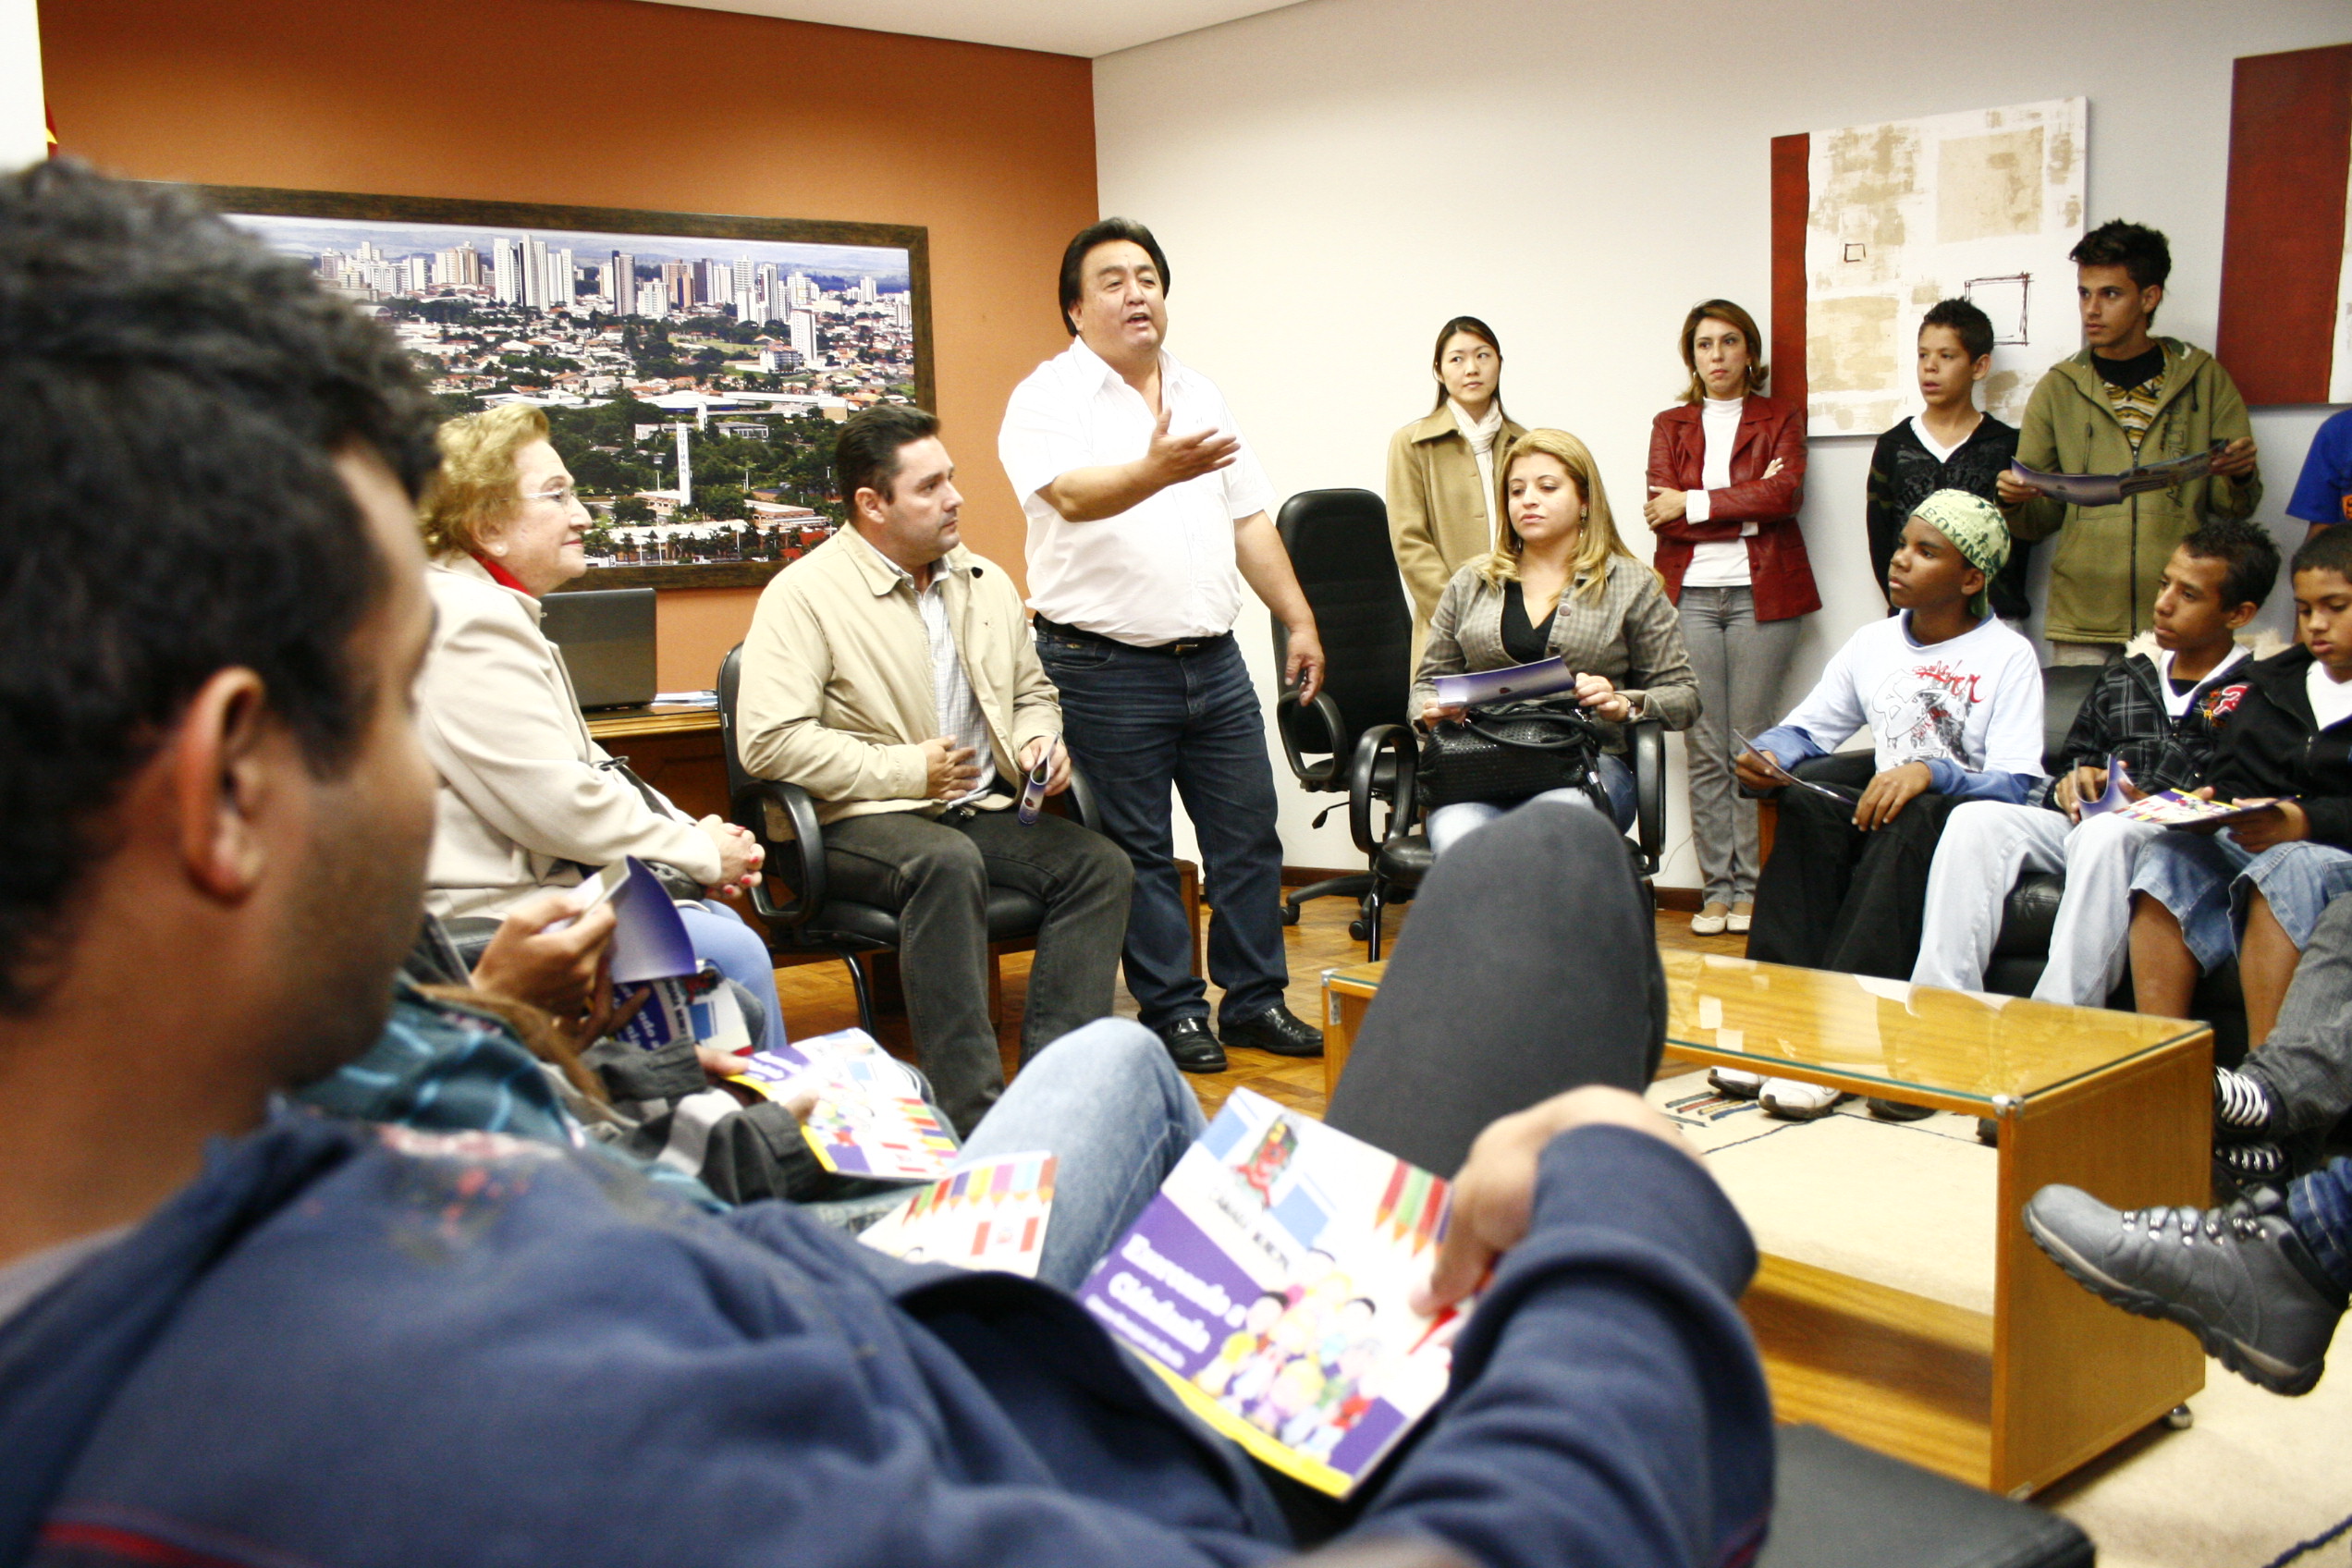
left=1034, top=615, right=1231, bottom=658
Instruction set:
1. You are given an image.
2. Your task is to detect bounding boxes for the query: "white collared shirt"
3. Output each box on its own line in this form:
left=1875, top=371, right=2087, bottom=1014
left=998, top=338, right=1276, bottom=645
left=851, top=530, right=995, bottom=804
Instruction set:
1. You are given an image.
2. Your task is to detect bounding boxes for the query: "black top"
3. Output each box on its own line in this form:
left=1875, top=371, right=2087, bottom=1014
left=1864, top=413, right=2030, bottom=621
left=1501, top=581, right=1559, bottom=664
left=2167, top=672, right=2197, bottom=698
left=2094, top=344, right=2167, bottom=390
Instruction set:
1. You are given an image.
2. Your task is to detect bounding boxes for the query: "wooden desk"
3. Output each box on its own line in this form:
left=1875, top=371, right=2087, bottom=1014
left=1320, top=951, right=2210, bottom=1498
left=585, top=704, right=729, bottom=823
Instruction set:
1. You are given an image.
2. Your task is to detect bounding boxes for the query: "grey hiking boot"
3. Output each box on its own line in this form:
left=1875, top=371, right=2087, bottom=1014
left=2024, top=1183, right=2347, bottom=1395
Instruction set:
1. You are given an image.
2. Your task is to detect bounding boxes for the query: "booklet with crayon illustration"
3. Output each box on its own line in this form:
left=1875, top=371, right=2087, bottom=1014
left=2076, top=761, right=2287, bottom=829
left=1074, top=1088, right=1473, bottom=1497
left=859, top=1153, right=1057, bottom=1278
left=727, top=1027, right=957, bottom=1181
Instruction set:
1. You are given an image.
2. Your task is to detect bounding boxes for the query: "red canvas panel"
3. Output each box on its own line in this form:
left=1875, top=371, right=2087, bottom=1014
left=2217, top=43, right=2352, bottom=407
left=1770, top=132, right=1809, bottom=410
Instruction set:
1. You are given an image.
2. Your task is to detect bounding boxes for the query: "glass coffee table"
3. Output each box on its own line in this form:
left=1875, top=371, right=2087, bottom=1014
left=1322, top=948, right=2212, bottom=1498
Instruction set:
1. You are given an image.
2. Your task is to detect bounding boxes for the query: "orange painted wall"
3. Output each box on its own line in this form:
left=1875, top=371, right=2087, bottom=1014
left=40, top=0, right=1097, bottom=689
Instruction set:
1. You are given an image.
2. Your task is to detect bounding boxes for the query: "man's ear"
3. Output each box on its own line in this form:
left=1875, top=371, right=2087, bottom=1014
left=2225, top=599, right=2260, bottom=631
left=2142, top=282, right=2164, bottom=320
left=1971, top=355, right=1993, bottom=384
left=1962, top=565, right=1989, bottom=602
left=168, top=667, right=277, bottom=903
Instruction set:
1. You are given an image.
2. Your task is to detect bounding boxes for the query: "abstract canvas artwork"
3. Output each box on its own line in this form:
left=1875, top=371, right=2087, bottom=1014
left=2216, top=43, right=2352, bottom=408
left=1770, top=99, right=2087, bottom=437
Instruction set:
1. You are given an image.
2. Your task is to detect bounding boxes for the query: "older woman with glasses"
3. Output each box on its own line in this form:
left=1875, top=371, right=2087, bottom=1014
left=414, top=404, right=785, bottom=1051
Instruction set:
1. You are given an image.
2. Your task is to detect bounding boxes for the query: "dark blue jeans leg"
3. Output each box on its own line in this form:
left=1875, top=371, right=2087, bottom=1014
left=2289, top=1158, right=2352, bottom=1293
left=1037, top=632, right=1205, bottom=1031
left=1170, top=639, right=1290, bottom=1027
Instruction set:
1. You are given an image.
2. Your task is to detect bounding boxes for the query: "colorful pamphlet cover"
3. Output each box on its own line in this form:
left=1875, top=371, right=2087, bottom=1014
left=567, top=856, right=745, bottom=1052
left=611, top=965, right=750, bottom=1054
left=1074, top=1087, right=1472, bottom=1498
left=1431, top=655, right=1579, bottom=710
left=728, top=1028, right=956, bottom=1181
left=2009, top=442, right=2223, bottom=508
left=2104, top=788, right=2287, bottom=828
left=859, top=1153, right=1057, bottom=1278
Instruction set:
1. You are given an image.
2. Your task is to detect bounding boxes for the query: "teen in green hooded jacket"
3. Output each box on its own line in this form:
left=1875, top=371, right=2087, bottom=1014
left=2002, top=221, right=2261, bottom=654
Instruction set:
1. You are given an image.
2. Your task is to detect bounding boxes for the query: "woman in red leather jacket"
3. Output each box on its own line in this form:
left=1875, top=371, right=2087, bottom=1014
left=1642, top=300, right=1819, bottom=937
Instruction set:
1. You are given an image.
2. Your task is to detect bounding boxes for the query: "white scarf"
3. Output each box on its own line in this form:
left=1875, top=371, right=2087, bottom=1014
left=1451, top=398, right=1505, bottom=516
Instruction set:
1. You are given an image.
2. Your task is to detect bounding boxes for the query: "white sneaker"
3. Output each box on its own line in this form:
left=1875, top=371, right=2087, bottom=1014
left=1709, top=1067, right=1764, bottom=1098
left=1727, top=904, right=1753, bottom=935
left=1691, top=903, right=1731, bottom=936
left=1758, top=1078, right=1847, bottom=1121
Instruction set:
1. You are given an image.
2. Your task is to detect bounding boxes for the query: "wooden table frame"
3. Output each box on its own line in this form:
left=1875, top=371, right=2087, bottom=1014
left=1322, top=958, right=2211, bottom=1498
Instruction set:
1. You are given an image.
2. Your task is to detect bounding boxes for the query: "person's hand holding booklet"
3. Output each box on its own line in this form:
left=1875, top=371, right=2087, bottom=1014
left=1731, top=730, right=1859, bottom=804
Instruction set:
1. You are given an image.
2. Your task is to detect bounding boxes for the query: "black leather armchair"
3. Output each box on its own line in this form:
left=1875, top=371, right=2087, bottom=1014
left=716, top=643, right=1100, bottom=1034
left=1978, top=660, right=2247, bottom=1060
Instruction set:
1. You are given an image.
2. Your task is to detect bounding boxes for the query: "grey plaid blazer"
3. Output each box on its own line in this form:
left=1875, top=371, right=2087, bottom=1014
left=1411, top=556, right=1700, bottom=741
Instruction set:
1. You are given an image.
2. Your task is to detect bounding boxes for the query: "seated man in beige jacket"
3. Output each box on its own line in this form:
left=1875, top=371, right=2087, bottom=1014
left=738, top=407, right=1132, bottom=1132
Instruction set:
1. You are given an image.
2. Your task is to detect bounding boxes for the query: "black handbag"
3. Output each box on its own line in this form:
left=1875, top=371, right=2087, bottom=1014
left=1415, top=698, right=1608, bottom=811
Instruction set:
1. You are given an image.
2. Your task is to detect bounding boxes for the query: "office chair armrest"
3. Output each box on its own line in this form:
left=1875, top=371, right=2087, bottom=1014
left=730, top=778, right=827, bottom=932
left=1629, top=717, right=1666, bottom=874
left=1275, top=685, right=1350, bottom=789
left=1349, top=724, right=1419, bottom=854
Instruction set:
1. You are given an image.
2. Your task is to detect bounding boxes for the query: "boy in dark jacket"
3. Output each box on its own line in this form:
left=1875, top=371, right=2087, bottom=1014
left=2128, top=525, right=2352, bottom=1053
left=1865, top=298, right=2029, bottom=624
left=1911, top=521, right=2275, bottom=1007
left=0, top=165, right=1771, bottom=1568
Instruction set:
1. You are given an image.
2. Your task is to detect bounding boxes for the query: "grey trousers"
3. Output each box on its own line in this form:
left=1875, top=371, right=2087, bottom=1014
left=823, top=805, right=1133, bottom=1135
left=2241, top=894, right=2352, bottom=1135
left=1678, top=585, right=1801, bottom=906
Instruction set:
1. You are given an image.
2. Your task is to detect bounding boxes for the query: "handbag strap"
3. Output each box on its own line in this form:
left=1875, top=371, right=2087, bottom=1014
left=1460, top=701, right=1597, bottom=753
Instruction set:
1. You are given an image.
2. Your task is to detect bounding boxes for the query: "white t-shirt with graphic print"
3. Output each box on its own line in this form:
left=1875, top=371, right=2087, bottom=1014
left=1773, top=612, right=2045, bottom=778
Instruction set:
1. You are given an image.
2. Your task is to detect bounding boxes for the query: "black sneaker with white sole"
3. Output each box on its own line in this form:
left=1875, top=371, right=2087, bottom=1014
left=2023, top=1182, right=2348, bottom=1396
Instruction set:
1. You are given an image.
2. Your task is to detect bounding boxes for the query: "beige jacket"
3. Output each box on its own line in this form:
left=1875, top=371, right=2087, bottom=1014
left=1411, top=556, right=1700, bottom=747
left=419, top=555, right=722, bottom=919
left=736, top=528, right=1060, bottom=827
left=1386, top=406, right=1527, bottom=658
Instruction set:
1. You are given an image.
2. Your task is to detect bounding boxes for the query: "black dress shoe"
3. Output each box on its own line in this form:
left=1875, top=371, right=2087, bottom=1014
left=1158, top=1017, right=1227, bottom=1074
left=1222, top=1003, right=1324, bottom=1059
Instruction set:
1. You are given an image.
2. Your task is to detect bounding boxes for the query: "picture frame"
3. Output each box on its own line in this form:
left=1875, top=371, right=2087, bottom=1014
left=151, top=182, right=934, bottom=590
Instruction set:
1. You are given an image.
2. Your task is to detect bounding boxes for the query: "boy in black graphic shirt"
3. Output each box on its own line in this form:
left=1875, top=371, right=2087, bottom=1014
left=1865, top=298, right=2028, bottom=623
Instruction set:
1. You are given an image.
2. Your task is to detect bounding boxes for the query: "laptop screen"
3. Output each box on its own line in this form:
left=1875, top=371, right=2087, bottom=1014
left=540, top=588, right=657, bottom=711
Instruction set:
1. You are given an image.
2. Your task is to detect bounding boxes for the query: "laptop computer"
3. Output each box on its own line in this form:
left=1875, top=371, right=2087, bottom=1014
left=540, top=588, right=657, bottom=711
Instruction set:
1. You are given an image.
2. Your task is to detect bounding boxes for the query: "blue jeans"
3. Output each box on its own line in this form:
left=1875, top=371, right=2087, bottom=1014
left=2291, top=1159, right=2352, bottom=1294
left=800, top=1018, right=1203, bottom=1290
left=677, top=900, right=786, bottom=1055
left=1425, top=754, right=1635, bottom=858
left=2129, top=833, right=2352, bottom=973
left=1036, top=631, right=1288, bottom=1030
left=957, top=1018, right=1206, bottom=1289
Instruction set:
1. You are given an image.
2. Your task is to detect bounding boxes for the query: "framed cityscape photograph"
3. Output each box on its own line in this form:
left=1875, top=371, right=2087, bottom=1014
left=155, top=182, right=933, bottom=589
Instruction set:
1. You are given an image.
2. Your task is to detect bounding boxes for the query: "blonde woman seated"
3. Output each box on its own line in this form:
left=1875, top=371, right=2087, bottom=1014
left=1413, top=428, right=1699, bottom=857
left=415, top=405, right=785, bottom=1052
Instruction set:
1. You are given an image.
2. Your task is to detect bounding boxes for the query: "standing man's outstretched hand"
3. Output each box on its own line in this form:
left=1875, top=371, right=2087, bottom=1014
left=1413, top=1086, right=1692, bottom=1313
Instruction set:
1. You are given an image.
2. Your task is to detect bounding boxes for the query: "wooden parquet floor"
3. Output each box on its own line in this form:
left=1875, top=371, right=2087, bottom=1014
left=768, top=889, right=1746, bottom=1122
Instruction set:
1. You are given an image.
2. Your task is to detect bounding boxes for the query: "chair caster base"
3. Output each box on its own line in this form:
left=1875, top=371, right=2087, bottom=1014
left=1347, top=918, right=1369, bottom=941
left=2163, top=1403, right=2194, bottom=1430
left=1280, top=902, right=1301, bottom=925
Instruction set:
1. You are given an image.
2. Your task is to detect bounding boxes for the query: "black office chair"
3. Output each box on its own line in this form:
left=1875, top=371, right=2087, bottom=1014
left=716, top=643, right=1100, bottom=1033
left=1340, top=715, right=1668, bottom=960
left=1269, top=488, right=1415, bottom=933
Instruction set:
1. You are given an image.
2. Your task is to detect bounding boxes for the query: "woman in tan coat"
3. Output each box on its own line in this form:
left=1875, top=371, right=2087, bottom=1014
left=414, top=404, right=783, bottom=1050
left=1387, top=316, right=1525, bottom=662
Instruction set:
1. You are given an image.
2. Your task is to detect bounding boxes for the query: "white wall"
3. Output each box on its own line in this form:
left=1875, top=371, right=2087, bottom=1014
left=0, top=0, right=44, bottom=170
left=1096, top=0, right=2351, bottom=891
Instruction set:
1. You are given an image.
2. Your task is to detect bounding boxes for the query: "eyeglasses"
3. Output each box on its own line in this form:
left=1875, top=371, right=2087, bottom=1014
left=523, top=481, right=582, bottom=509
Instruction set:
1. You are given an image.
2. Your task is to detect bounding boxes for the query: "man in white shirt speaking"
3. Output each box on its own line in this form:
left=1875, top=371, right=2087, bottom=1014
left=998, top=218, right=1327, bottom=1074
